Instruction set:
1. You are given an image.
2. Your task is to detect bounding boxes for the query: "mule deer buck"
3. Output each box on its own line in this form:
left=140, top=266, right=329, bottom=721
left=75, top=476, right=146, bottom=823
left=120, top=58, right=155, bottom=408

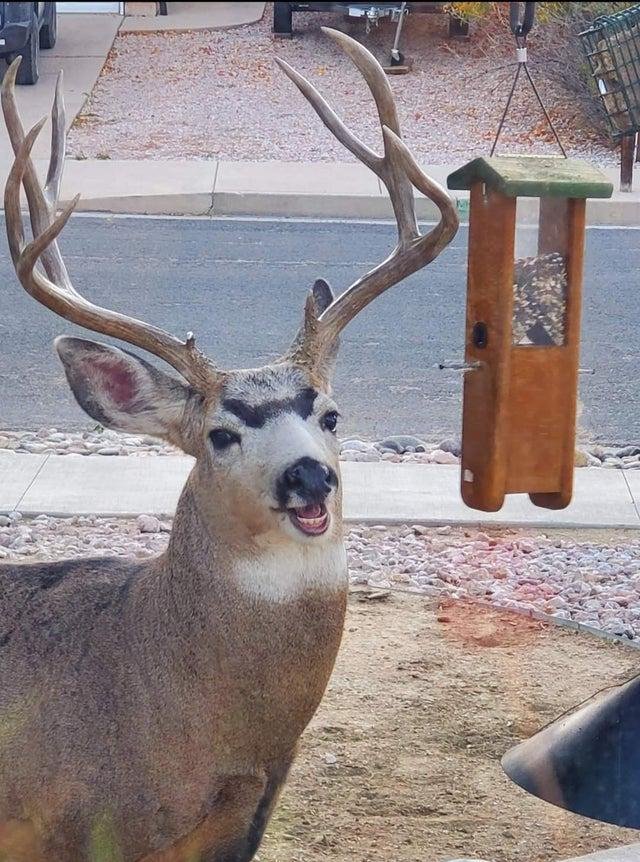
left=0, top=30, right=458, bottom=862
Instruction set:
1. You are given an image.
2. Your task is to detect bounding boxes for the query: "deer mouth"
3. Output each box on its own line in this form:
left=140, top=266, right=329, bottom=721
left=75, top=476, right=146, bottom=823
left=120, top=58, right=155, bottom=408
left=288, top=503, right=329, bottom=536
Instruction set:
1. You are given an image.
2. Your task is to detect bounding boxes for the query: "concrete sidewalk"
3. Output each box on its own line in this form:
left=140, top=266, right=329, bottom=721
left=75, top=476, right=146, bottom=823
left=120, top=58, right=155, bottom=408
left=0, top=10, right=634, bottom=223
left=26, top=158, right=636, bottom=223
left=121, top=2, right=266, bottom=34
left=2, top=451, right=640, bottom=527
left=6, top=156, right=635, bottom=223
left=564, top=847, right=640, bottom=862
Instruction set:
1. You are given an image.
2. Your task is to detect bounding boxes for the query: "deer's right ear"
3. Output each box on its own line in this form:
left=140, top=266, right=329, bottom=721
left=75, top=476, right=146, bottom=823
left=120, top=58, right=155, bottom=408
left=311, top=278, right=335, bottom=314
left=55, top=337, right=192, bottom=446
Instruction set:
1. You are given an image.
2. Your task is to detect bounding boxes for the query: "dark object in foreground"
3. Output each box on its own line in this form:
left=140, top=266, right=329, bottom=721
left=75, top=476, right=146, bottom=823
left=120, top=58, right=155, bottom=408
left=503, top=673, right=640, bottom=829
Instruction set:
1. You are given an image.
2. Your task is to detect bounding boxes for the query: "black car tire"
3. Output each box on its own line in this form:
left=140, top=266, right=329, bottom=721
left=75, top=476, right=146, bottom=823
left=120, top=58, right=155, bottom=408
left=15, top=13, right=39, bottom=85
left=40, top=3, right=57, bottom=50
left=273, top=2, right=293, bottom=36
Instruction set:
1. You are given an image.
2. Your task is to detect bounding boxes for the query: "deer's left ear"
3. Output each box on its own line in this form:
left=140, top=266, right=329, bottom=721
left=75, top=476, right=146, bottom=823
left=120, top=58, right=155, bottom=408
left=55, top=336, right=194, bottom=449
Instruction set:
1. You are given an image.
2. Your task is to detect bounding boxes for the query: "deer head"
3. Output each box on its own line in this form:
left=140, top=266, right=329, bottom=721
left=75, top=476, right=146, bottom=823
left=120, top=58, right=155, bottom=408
left=2, top=29, right=458, bottom=549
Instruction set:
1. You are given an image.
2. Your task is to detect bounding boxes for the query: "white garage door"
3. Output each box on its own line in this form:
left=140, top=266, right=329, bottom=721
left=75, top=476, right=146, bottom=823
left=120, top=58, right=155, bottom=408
left=57, top=2, right=123, bottom=12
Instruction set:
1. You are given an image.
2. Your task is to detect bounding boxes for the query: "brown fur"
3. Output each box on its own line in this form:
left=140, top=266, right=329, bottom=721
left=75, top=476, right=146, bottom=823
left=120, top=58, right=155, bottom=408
left=0, top=26, right=460, bottom=861
left=0, top=345, right=348, bottom=862
left=0, top=480, right=346, bottom=861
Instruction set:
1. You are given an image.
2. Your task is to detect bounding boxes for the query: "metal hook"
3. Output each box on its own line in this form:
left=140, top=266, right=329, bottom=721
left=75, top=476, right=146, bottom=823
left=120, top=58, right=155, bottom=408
left=509, top=2, right=536, bottom=42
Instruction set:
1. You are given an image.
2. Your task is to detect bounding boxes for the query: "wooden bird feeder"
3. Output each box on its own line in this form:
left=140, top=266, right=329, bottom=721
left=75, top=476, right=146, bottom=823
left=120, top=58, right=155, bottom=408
left=447, top=155, right=613, bottom=512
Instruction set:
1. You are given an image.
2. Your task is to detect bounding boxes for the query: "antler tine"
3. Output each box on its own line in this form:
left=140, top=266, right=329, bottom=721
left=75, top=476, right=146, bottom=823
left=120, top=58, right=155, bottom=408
left=3, top=117, right=42, bottom=265
left=44, top=70, right=66, bottom=209
left=381, top=126, right=459, bottom=260
left=277, top=27, right=417, bottom=243
left=1, top=63, right=218, bottom=390
left=317, top=126, right=459, bottom=345
left=323, top=28, right=417, bottom=243
left=2, top=58, right=73, bottom=290
left=275, top=56, right=380, bottom=172
left=278, top=29, right=459, bottom=367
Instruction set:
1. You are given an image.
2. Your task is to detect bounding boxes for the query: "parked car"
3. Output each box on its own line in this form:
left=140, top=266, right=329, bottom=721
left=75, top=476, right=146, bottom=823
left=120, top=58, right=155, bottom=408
left=0, top=2, right=57, bottom=85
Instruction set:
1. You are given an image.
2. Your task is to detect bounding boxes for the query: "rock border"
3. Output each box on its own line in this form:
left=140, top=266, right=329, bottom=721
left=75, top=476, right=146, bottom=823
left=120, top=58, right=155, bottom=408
left=1, top=429, right=639, bottom=469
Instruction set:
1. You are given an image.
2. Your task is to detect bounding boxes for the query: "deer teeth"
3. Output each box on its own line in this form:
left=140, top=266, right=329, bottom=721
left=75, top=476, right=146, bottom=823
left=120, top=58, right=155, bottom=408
left=288, top=505, right=329, bottom=535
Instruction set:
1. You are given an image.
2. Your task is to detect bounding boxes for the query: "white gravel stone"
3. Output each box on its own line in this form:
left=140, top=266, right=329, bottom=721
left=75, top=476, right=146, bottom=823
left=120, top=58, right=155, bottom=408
left=340, top=450, right=381, bottom=463
left=430, top=449, right=460, bottom=465
left=3, top=428, right=638, bottom=475
left=340, top=439, right=374, bottom=453
left=136, top=514, right=162, bottom=534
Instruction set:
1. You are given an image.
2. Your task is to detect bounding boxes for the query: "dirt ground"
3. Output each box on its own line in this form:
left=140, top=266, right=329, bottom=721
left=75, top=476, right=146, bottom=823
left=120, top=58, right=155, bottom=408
left=259, top=591, right=639, bottom=862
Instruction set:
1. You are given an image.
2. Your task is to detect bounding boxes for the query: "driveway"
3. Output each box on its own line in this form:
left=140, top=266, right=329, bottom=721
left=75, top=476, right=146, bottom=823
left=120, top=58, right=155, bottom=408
left=0, top=11, right=121, bottom=171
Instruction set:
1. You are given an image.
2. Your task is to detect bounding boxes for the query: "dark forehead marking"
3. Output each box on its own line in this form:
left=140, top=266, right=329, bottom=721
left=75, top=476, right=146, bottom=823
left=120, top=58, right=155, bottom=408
left=222, top=388, right=318, bottom=428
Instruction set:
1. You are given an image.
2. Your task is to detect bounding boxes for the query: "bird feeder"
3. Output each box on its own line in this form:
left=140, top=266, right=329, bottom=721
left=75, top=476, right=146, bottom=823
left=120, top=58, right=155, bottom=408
left=447, top=155, right=613, bottom=513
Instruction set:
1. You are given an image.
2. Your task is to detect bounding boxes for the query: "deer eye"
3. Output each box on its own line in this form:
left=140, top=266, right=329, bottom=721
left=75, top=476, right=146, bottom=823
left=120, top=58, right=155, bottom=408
left=209, top=429, right=241, bottom=450
left=321, top=411, right=339, bottom=433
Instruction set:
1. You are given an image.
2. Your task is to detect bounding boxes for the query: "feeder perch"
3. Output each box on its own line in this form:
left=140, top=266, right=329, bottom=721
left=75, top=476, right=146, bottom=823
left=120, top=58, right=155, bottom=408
left=447, top=155, right=612, bottom=513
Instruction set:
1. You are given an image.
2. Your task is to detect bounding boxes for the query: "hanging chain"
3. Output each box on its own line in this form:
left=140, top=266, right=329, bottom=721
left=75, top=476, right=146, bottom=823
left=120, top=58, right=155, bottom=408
left=491, top=2, right=567, bottom=158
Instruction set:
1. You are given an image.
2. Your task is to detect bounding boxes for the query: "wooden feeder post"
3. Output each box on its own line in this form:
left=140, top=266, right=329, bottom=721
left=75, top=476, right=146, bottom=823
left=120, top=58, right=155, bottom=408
left=447, top=156, right=613, bottom=513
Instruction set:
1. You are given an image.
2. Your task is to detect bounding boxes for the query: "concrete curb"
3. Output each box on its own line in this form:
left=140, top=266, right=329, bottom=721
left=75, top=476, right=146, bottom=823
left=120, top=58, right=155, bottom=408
left=45, top=159, right=640, bottom=224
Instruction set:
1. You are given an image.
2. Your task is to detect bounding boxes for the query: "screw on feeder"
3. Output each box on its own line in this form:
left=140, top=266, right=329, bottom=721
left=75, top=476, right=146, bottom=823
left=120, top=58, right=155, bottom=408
left=438, top=359, right=483, bottom=372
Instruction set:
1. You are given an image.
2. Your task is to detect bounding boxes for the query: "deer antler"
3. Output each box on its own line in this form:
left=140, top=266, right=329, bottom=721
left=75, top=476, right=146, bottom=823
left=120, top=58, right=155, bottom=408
left=1, top=59, right=218, bottom=390
left=276, top=28, right=459, bottom=369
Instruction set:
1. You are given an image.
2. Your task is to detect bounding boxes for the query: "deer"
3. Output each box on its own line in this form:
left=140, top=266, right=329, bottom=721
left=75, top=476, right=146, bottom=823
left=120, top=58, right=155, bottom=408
left=0, top=29, right=458, bottom=862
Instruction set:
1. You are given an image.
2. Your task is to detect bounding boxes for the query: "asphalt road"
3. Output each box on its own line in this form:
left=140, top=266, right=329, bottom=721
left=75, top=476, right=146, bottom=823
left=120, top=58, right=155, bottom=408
left=0, top=215, right=638, bottom=443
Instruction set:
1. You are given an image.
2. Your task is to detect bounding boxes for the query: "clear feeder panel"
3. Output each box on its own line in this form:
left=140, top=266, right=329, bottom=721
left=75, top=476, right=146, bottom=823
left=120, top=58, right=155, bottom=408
left=512, top=197, right=568, bottom=347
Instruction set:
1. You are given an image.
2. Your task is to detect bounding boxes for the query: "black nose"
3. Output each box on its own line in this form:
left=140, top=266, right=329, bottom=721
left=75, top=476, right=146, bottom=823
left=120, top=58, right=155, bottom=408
left=279, top=457, right=338, bottom=505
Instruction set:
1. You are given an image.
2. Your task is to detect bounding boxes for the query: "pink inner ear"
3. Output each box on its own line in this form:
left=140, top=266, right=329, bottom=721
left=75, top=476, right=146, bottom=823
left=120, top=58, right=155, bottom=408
left=93, top=358, right=138, bottom=409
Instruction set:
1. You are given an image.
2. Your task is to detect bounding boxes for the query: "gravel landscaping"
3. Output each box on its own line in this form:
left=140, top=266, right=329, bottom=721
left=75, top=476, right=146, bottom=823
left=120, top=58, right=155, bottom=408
left=67, top=4, right=617, bottom=165
left=2, top=426, right=640, bottom=468
left=3, top=513, right=640, bottom=644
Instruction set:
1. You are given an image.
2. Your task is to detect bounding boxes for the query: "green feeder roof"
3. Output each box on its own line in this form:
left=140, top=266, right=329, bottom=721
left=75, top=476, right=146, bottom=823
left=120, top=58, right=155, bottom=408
left=447, top=155, right=613, bottom=199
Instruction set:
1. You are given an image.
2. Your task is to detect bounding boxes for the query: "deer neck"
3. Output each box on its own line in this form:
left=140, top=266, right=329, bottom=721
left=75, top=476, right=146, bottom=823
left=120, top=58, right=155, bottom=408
left=157, top=471, right=348, bottom=614
left=136, top=475, right=348, bottom=764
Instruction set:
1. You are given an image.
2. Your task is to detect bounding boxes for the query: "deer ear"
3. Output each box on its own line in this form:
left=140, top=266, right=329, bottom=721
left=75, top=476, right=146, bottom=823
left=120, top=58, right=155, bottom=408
left=310, top=279, right=339, bottom=381
left=311, top=278, right=335, bottom=313
left=55, top=337, right=191, bottom=444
